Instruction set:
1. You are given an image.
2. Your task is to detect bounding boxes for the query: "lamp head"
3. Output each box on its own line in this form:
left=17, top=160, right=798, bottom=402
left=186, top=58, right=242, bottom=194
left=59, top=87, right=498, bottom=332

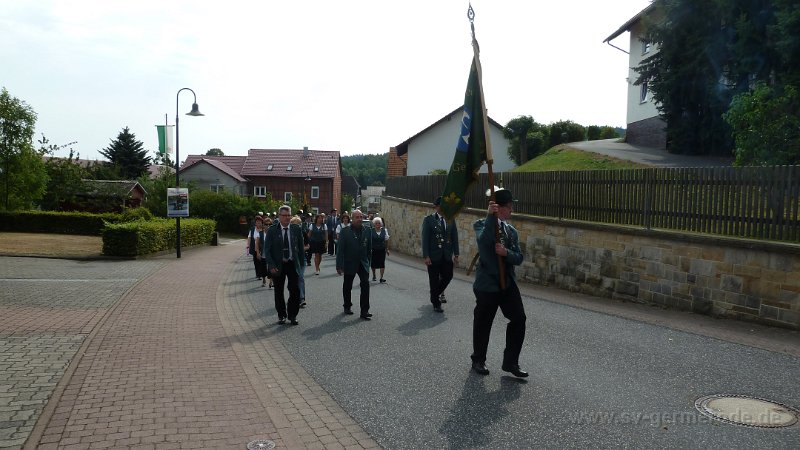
left=186, top=103, right=204, bottom=116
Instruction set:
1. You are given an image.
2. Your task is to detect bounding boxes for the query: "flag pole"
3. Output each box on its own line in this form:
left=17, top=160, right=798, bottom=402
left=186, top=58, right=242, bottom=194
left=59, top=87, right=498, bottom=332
left=469, top=4, right=506, bottom=290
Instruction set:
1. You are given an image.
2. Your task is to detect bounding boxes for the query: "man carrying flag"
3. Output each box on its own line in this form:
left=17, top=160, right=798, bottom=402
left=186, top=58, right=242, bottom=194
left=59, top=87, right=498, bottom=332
left=440, top=5, right=528, bottom=378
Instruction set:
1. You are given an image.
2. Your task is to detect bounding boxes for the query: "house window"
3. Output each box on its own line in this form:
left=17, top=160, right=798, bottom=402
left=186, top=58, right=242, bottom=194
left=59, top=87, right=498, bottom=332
left=266, top=164, right=273, bottom=171
left=640, top=81, right=649, bottom=103
left=642, top=40, right=651, bottom=55
left=311, top=186, right=319, bottom=199
left=211, top=184, right=224, bottom=193
left=286, top=165, right=293, bottom=171
left=312, top=207, right=319, bottom=215
left=254, top=186, right=266, bottom=197
left=284, top=192, right=292, bottom=202
left=314, top=166, right=319, bottom=172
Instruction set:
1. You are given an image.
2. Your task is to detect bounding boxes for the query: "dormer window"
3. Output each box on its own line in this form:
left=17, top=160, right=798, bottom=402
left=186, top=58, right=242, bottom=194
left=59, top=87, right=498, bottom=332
left=287, top=165, right=293, bottom=171
left=314, top=166, right=319, bottom=172
left=266, top=164, right=273, bottom=171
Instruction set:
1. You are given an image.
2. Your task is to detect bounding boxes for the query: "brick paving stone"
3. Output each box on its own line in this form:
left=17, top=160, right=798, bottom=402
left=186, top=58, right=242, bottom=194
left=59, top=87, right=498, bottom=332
left=3, top=243, right=381, bottom=449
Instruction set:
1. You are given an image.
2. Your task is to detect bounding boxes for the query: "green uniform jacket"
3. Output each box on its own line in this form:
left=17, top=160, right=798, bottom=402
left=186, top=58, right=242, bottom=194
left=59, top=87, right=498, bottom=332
left=336, top=224, right=372, bottom=275
left=473, top=213, right=523, bottom=292
left=421, top=213, right=459, bottom=261
left=261, top=222, right=306, bottom=276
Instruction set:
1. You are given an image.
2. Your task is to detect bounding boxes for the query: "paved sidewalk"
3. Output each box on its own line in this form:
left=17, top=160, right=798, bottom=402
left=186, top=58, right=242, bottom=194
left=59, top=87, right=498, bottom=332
left=15, top=241, right=377, bottom=449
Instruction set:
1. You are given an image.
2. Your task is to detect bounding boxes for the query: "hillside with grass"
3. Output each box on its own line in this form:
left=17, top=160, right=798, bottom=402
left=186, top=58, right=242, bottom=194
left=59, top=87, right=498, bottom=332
left=512, top=145, right=649, bottom=172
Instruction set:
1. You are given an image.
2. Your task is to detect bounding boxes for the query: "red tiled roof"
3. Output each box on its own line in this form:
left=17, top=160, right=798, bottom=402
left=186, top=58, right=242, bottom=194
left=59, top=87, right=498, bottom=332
left=242, top=149, right=340, bottom=179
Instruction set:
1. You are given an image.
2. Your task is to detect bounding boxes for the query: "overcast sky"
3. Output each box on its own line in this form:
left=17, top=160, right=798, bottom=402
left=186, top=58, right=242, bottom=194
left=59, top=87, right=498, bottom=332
left=2, top=0, right=651, bottom=163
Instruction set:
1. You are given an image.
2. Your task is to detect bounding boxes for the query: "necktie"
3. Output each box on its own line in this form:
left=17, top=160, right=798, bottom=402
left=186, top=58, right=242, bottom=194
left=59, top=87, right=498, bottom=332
left=283, top=227, right=290, bottom=260
left=439, top=215, right=445, bottom=230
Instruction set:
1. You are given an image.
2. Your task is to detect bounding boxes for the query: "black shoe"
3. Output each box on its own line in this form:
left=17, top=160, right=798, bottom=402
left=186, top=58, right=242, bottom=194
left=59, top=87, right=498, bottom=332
left=440, top=293, right=447, bottom=303
left=379, top=279, right=386, bottom=283
left=300, top=301, right=307, bottom=308
left=433, top=306, right=444, bottom=313
left=290, top=319, right=299, bottom=326
left=344, top=309, right=354, bottom=315
left=501, top=364, right=529, bottom=378
left=360, top=314, right=372, bottom=320
left=372, top=276, right=377, bottom=281
left=362, top=312, right=373, bottom=318
left=472, top=362, right=490, bottom=375
left=278, top=317, right=286, bottom=324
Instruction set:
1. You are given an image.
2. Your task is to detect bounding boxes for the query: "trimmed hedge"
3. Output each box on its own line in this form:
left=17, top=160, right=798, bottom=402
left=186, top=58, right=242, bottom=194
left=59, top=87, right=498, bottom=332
left=102, top=218, right=216, bottom=257
left=0, top=210, right=121, bottom=235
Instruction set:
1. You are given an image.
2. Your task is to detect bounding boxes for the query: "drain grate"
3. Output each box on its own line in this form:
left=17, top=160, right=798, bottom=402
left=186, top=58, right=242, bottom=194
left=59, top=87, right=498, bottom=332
left=695, top=394, right=800, bottom=429
left=247, top=439, right=276, bottom=449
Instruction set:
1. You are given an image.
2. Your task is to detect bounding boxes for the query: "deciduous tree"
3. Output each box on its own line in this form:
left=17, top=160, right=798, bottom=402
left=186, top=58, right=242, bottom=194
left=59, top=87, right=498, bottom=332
left=0, top=87, right=46, bottom=210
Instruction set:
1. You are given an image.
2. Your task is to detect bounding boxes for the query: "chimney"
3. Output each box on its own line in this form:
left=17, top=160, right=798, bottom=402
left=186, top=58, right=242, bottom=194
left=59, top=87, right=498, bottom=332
left=303, top=146, right=309, bottom=158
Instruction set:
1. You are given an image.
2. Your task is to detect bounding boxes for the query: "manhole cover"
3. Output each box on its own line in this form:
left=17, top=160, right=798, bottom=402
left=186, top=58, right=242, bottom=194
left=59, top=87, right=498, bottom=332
left=247, top=439, right=276, bottom=450
left=695, top=394, right=800, bottom=428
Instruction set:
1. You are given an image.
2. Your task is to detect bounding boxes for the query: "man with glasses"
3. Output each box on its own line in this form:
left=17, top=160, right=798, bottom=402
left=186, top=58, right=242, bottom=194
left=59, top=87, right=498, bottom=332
left=470, top=189, right=528, bottom=378
left=263, top=205, right=306, bottom=325
left=336, top=209, right=373, bottom=320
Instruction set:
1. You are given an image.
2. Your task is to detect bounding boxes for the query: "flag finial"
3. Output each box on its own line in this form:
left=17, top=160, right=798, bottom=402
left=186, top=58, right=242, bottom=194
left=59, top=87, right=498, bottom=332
left=467, top=4, right=479, bottom=52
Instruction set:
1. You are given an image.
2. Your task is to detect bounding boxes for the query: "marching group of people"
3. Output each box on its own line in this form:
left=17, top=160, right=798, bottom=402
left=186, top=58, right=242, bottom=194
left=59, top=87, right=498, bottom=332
left=245, top=188, right=528, bottom=378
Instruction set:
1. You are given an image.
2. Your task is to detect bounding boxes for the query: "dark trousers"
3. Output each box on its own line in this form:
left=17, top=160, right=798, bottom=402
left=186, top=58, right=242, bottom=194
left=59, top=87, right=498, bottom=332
left=427, top=257, right=454, bottom=307
left=327, top=232, right=336, bottom=255
left=273, top=260, right=300, bottom=320
left=306, top=248, right=312, bottom=265
left=342, top=265, right=370, bottom=314
left=252, top=254, right=263, bottom=278
left=471, top=283, right=526, bottom=367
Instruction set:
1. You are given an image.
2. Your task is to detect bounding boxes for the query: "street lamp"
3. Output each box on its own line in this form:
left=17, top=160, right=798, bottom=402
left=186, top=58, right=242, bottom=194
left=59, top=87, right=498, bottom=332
left=175, top=87, right=204, bottom=258
left=300, top=169, right=312, bottom=211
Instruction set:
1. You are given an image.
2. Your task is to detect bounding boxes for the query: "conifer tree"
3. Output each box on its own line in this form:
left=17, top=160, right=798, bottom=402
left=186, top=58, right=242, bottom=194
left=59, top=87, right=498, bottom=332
left=99, top=127, right=151, bottom=179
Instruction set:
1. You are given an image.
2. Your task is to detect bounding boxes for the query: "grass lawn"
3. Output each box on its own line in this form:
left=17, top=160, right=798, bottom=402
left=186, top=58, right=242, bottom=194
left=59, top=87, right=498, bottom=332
left=0, top=232, right=103, bottom=258
left=513, top=144, right=650, bottom=172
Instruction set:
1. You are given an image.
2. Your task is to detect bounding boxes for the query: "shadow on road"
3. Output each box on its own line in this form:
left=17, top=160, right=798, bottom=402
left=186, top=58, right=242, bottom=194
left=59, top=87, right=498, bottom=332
left=439, top=375, right=524, bottom=449
left=301, top=312, right=365, bottom=341
left=397, top=305, right=448, bottom=336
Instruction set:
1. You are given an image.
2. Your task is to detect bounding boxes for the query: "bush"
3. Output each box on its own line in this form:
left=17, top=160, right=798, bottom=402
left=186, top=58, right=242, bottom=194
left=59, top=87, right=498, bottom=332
left=188, top=190, right=278, bottom=234
left=102, top=218, right=216, bottom=257
left=548, top=120, right=587, bottom=147
left=724, top=83, right=800, bottom=166
left=0, top=210, right=121, bottom=235
left=119, top=207, right=154, bottom=222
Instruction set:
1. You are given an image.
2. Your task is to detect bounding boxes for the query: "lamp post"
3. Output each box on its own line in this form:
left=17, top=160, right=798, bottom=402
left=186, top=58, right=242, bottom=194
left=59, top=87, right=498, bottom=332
left=175, top=88, right=204, bottom=258
left=300, top=170, right=312, bottom=211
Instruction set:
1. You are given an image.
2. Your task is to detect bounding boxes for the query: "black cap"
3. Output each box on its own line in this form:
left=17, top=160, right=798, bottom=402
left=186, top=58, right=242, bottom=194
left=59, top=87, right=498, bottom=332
left=433, top=196, right=442, bottom=206
left=495, top=189, right=515, bottom=205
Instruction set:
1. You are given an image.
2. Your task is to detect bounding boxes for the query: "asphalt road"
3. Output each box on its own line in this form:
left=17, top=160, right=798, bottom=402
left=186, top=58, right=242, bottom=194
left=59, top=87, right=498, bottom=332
left=238, top=252, right=800, bottom=449
left=568, top=139, right=735, bottom=167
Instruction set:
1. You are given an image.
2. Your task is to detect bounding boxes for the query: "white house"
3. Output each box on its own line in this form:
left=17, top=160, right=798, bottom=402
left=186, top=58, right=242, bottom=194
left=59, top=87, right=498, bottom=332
left=392, top=107, right=514, bottom=176
left=604, top=3, right=666, bottom=149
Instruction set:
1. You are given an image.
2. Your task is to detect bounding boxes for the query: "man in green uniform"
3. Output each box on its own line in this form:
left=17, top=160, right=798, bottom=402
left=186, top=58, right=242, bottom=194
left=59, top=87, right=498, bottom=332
left=336, top=209, right=373, bottom=320
left=422, top=196, right=459, bottom=312
left=471, top=189, right=528, bottom=378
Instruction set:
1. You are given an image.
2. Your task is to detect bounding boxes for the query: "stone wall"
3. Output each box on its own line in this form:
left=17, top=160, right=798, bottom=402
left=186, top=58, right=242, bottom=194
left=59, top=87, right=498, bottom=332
left=626, top=116, right=667, bottom=149
left=382, top=196, right=800, bottom=329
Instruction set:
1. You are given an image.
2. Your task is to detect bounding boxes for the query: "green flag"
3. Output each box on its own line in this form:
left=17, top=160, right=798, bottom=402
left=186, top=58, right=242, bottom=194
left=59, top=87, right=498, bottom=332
left=156, top=125, right=174, bottom=155
left=440, top=57, right=488, bottom=221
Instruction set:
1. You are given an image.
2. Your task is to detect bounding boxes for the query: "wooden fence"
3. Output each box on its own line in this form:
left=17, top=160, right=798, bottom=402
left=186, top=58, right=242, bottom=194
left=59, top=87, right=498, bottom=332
left=385, top=165, right=800, bottom=242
